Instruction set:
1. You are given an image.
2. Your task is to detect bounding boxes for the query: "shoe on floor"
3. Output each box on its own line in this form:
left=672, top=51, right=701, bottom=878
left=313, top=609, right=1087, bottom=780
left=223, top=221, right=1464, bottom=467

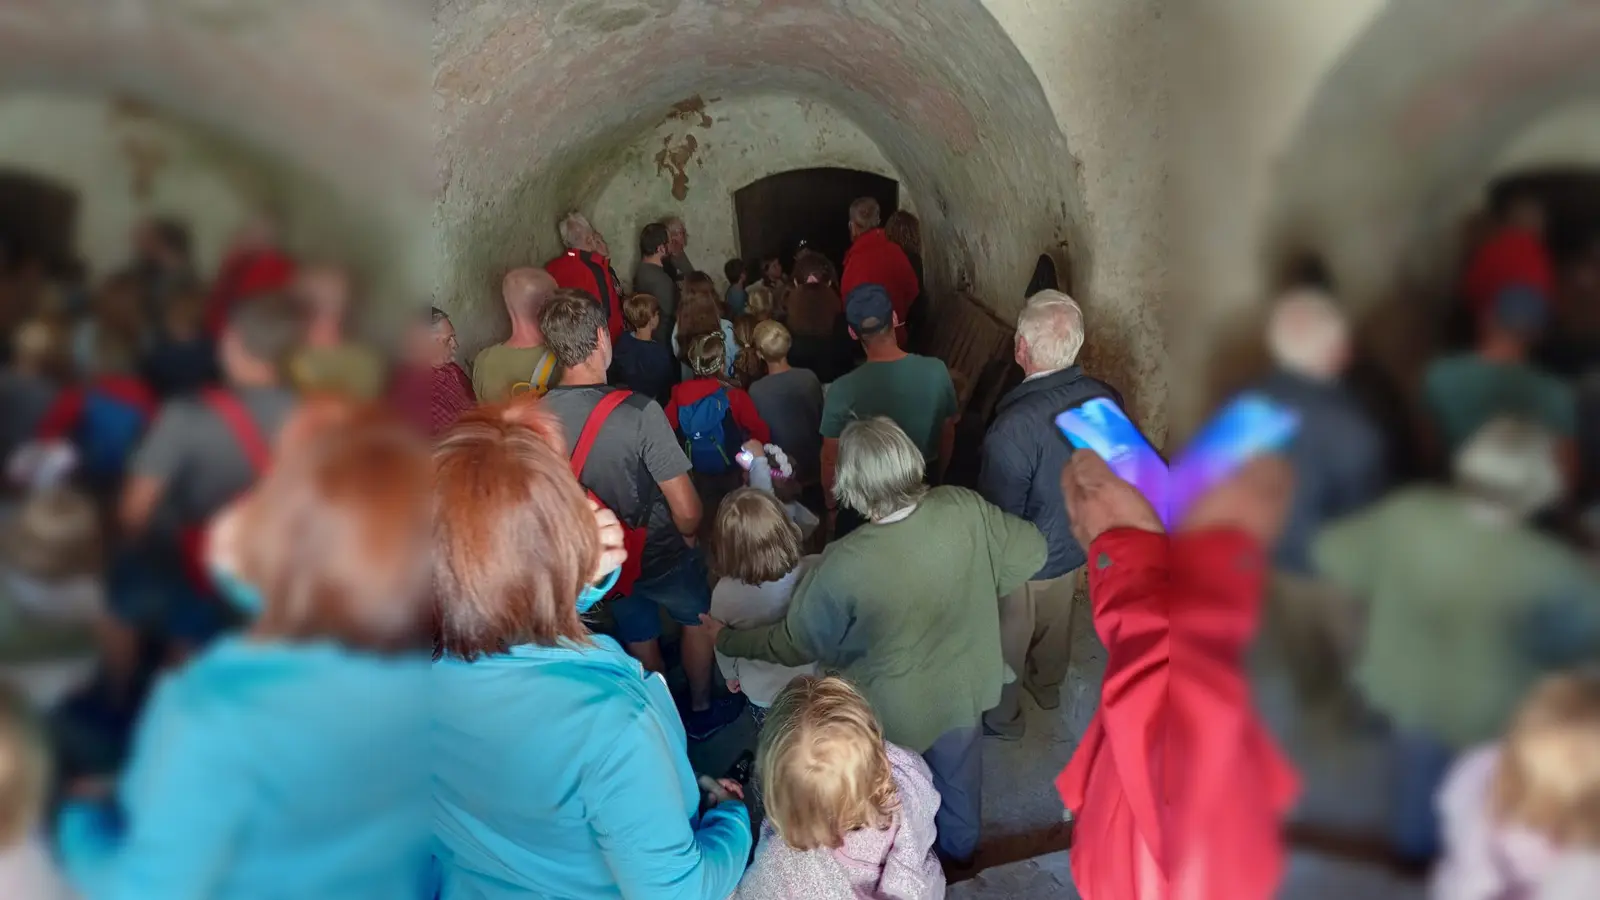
left=1025, top=682, right=1062, bottom=711
left=685, top=694, right=747, bottom=741
left=982, top=721, right=1023, bottom=742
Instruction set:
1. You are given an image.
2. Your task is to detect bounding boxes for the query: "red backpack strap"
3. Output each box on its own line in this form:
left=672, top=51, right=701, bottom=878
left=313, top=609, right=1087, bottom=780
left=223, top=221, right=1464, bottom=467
left=569, top=390, right=633, bottom=479
left=200, top=388, right=272, bottom=475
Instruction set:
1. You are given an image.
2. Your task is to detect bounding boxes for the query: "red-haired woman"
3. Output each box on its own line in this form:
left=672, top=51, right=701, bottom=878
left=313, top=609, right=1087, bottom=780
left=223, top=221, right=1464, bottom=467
left=430, top=399, right=751, bottom=899
left=57, top=399, right=432, bottom=898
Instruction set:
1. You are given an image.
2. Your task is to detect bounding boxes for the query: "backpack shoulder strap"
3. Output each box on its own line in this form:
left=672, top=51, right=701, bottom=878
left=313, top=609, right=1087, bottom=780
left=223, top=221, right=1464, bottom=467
left=200, top=387, right=272, bottom=475
left=570, top=390, right=633, bottom=479
left=531, top=351, right=556, bottom=392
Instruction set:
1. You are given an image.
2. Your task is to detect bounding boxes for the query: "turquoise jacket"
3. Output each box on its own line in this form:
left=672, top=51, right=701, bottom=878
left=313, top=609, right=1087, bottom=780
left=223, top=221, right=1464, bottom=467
left=57, top=638, right=430, bottom=899
left=431, top=635, right=751, bottom=899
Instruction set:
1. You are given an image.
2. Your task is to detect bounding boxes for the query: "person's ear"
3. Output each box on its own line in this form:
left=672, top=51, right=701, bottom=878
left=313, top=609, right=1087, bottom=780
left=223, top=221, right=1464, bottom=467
left=1015, top=335, right=1029, bottom=369
left=848, top=326, right=859, bottom=341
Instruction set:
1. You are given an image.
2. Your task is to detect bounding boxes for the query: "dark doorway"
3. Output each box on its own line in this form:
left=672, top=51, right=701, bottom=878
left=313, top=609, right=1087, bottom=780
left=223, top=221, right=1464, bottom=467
left=0, top=170, right=79, bottom=273
left=735, top=168, right=898, bottom=275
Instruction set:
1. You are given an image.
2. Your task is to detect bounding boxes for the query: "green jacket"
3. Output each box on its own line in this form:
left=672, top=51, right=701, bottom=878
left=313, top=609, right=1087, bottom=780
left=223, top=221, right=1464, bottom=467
left=1314, top=487, right=1600, bottom=748
left=717, top=487, right=1046, bottom=752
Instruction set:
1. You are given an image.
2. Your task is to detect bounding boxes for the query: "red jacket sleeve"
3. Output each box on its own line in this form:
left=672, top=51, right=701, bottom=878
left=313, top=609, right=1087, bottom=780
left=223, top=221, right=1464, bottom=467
left=729, top=389, right=771, bottom=444
left=1058, top=527, right=1297, bottom=900
left=1163, top=529, right=1297, bottom=900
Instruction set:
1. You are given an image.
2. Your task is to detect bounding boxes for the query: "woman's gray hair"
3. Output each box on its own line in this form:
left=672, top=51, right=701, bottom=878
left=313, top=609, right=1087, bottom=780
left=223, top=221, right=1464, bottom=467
left=1453, top=416, right=1565, bottom=518
left=833, top=417, right=928, bottom=520
left=1015, top=290, right=1085, bottom=371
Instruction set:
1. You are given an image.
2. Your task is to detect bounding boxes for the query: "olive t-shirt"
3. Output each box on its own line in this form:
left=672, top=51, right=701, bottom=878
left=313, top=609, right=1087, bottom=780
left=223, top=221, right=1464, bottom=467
left=820, top=354, right=957, bottom=462
left=471, top=343, right=561, bottom=404
left=290, top=344, right=387, bottom=401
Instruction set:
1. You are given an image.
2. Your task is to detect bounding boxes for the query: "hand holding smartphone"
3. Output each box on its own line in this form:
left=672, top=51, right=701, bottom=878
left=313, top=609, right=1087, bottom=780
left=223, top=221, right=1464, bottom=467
left=1055, top=393, right=1299, bottom=525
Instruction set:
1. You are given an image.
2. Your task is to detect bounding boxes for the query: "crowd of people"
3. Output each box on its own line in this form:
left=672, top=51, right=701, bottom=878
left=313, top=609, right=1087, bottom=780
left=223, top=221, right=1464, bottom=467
left=0, top=184, right=1596, bottom=900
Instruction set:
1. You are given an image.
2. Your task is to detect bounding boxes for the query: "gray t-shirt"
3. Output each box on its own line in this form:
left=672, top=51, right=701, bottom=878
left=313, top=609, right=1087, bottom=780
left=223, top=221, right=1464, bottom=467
left=633, top=261, right=679, bottom=347
left=132, top=386, right=298, bottom=531
left=749, top=368, right=824, bottom=483
left=539, top=384, right=693, bottom=579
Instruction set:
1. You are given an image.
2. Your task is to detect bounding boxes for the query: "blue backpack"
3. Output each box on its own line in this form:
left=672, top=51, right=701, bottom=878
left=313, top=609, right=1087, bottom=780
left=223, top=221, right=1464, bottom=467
left=677, top=388, right=741, bottom=474
left=78, top=388, right=148, bottom=484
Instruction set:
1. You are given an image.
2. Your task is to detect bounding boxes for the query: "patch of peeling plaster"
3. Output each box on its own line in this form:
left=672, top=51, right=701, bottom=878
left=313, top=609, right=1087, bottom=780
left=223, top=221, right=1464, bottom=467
left=654, top=132, right=699, bottom=199
left=665, top=94, right=719, bottom=129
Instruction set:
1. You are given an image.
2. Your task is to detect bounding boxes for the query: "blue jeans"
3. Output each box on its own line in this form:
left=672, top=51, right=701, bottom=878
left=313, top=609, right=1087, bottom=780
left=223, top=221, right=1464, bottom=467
left=1389, top=728, right=1454, bottom=864
left=923, top=724, right=984, bottom=864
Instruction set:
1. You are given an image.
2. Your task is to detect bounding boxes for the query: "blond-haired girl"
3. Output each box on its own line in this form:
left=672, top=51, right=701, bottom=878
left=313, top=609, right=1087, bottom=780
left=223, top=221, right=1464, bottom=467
left=735, top=675, right=944, bottom=899
left=1433, top=668, right=1600, bottom=899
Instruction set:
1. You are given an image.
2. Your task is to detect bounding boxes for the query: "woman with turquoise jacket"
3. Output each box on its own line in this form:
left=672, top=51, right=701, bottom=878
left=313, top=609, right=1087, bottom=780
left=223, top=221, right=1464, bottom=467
left=55, top=400, right=434, bottom=899
left=430, top=400, right=752, bottom=899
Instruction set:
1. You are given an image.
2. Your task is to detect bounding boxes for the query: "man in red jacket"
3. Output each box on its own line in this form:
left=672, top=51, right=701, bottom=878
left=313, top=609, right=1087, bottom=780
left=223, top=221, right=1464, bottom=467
left=204, top=217, right=295, bottom=337
left=546, top=212, right=626, bottom=341
left=841, top=197, right=918, bottom=345
left=1462, top=194, right=1554, bottom=328
left=1056, top=450, right=1300, bottom=900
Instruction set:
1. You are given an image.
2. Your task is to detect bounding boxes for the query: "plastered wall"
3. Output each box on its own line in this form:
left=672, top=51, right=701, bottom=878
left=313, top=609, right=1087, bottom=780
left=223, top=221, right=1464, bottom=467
left=0, top=91, right=255, bottom=279
left=587, top=94, right=903, bottom=291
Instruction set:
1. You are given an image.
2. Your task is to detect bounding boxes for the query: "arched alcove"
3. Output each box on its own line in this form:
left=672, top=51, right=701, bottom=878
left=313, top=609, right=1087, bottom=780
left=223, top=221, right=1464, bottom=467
left=734, top=168, right=899, bottom=272
left=0, top=168, right=78, bottom=271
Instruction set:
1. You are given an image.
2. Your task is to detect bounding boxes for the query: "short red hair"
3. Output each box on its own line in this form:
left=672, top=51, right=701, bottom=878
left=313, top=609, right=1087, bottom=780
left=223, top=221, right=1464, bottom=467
left=235, top=398, right=432, bottom=652
left=432, top=398, right=600, bottom=660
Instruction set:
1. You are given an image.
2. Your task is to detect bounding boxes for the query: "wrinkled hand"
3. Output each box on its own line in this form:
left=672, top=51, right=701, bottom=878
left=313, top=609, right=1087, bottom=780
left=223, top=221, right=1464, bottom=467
left=590, top=499, right=628, bottom=584
left=697, top=613, right=727, bottom=642
left=1060, top=451, right=1163, bottom=547
left=1179, top=456, right=1294, bottom=546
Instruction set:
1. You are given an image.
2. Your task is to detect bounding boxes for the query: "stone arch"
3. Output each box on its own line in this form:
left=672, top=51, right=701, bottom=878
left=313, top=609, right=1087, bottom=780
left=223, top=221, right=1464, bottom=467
left=435, top=0, right=1085, bottom=357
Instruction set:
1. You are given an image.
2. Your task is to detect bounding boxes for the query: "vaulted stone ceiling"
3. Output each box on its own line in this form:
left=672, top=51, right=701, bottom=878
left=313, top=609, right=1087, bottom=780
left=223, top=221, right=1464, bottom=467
left=433, top=0, right=1082, bottom=352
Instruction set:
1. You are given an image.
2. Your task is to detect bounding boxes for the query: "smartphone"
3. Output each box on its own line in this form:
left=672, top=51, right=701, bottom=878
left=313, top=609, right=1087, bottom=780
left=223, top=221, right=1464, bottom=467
left=1054, top=398, right=1169, bottom=518
left=1054, top=393, right=1299, bottom=524
left=1167, top=392, right=1299, bottom=518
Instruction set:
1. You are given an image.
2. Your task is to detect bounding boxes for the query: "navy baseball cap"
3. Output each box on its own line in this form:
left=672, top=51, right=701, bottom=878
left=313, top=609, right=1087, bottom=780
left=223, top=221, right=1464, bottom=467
left=1492, top=284, right=1549, bottom=336
left=844, top=283, right=895, bottom=335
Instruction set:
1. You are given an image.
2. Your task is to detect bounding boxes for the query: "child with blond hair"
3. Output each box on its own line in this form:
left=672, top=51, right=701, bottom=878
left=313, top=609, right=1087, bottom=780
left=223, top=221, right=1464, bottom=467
left=735, top=675, right=944, bottom=900
left=0, top=685, right=75, bottom=898
left=710, top=468, right=819, bottom=727
left=1433, top=668, right=1600, bottom=899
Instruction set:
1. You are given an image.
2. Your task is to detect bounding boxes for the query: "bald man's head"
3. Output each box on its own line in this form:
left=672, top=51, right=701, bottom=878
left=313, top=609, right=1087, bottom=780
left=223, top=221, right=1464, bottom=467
left=293, top=263, right=353, bottom=317
left=502, top=267, right=558, bottom=323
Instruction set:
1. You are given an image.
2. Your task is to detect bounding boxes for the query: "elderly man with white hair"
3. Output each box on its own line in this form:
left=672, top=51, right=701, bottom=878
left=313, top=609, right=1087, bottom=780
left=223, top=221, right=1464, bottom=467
left=1312, top=416, right=1600, bottom=866
left=976, top=290, right=1125, bottom=740
left=544, top=211, right=625, bottom=340
left=1251, top=287, right=1387, bottom=702
left=706, top=416, right=1046, bottom=867
left=660, top=215, right=695, bottom=283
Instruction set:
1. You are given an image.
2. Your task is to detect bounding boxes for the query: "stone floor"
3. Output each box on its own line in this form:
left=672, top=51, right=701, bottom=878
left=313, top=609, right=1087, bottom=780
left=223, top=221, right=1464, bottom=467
left=947, top=848, right=1427, bottom=900
left=675, top=582, right=1419, bottom=897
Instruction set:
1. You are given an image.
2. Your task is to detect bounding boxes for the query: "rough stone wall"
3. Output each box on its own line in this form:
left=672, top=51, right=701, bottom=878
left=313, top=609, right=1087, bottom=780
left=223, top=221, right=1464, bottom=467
left=587, top=93, right=904, bottom=289
left=0, top=91, right=257, bottom=278
left=0, top=0, right=432, bottom=315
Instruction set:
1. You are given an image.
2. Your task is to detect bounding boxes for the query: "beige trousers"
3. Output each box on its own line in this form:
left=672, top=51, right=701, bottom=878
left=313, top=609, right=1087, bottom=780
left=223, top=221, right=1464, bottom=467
left=983, top=567, right=1083, bottom=738
left=1266, top=571, right=1360, bottom=704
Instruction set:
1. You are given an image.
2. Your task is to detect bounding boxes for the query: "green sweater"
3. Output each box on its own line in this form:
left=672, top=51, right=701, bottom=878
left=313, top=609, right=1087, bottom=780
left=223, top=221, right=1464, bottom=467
left=717, top=486, right=1047, bottom=752
left=1314, top=487, right=1600, bottom=749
